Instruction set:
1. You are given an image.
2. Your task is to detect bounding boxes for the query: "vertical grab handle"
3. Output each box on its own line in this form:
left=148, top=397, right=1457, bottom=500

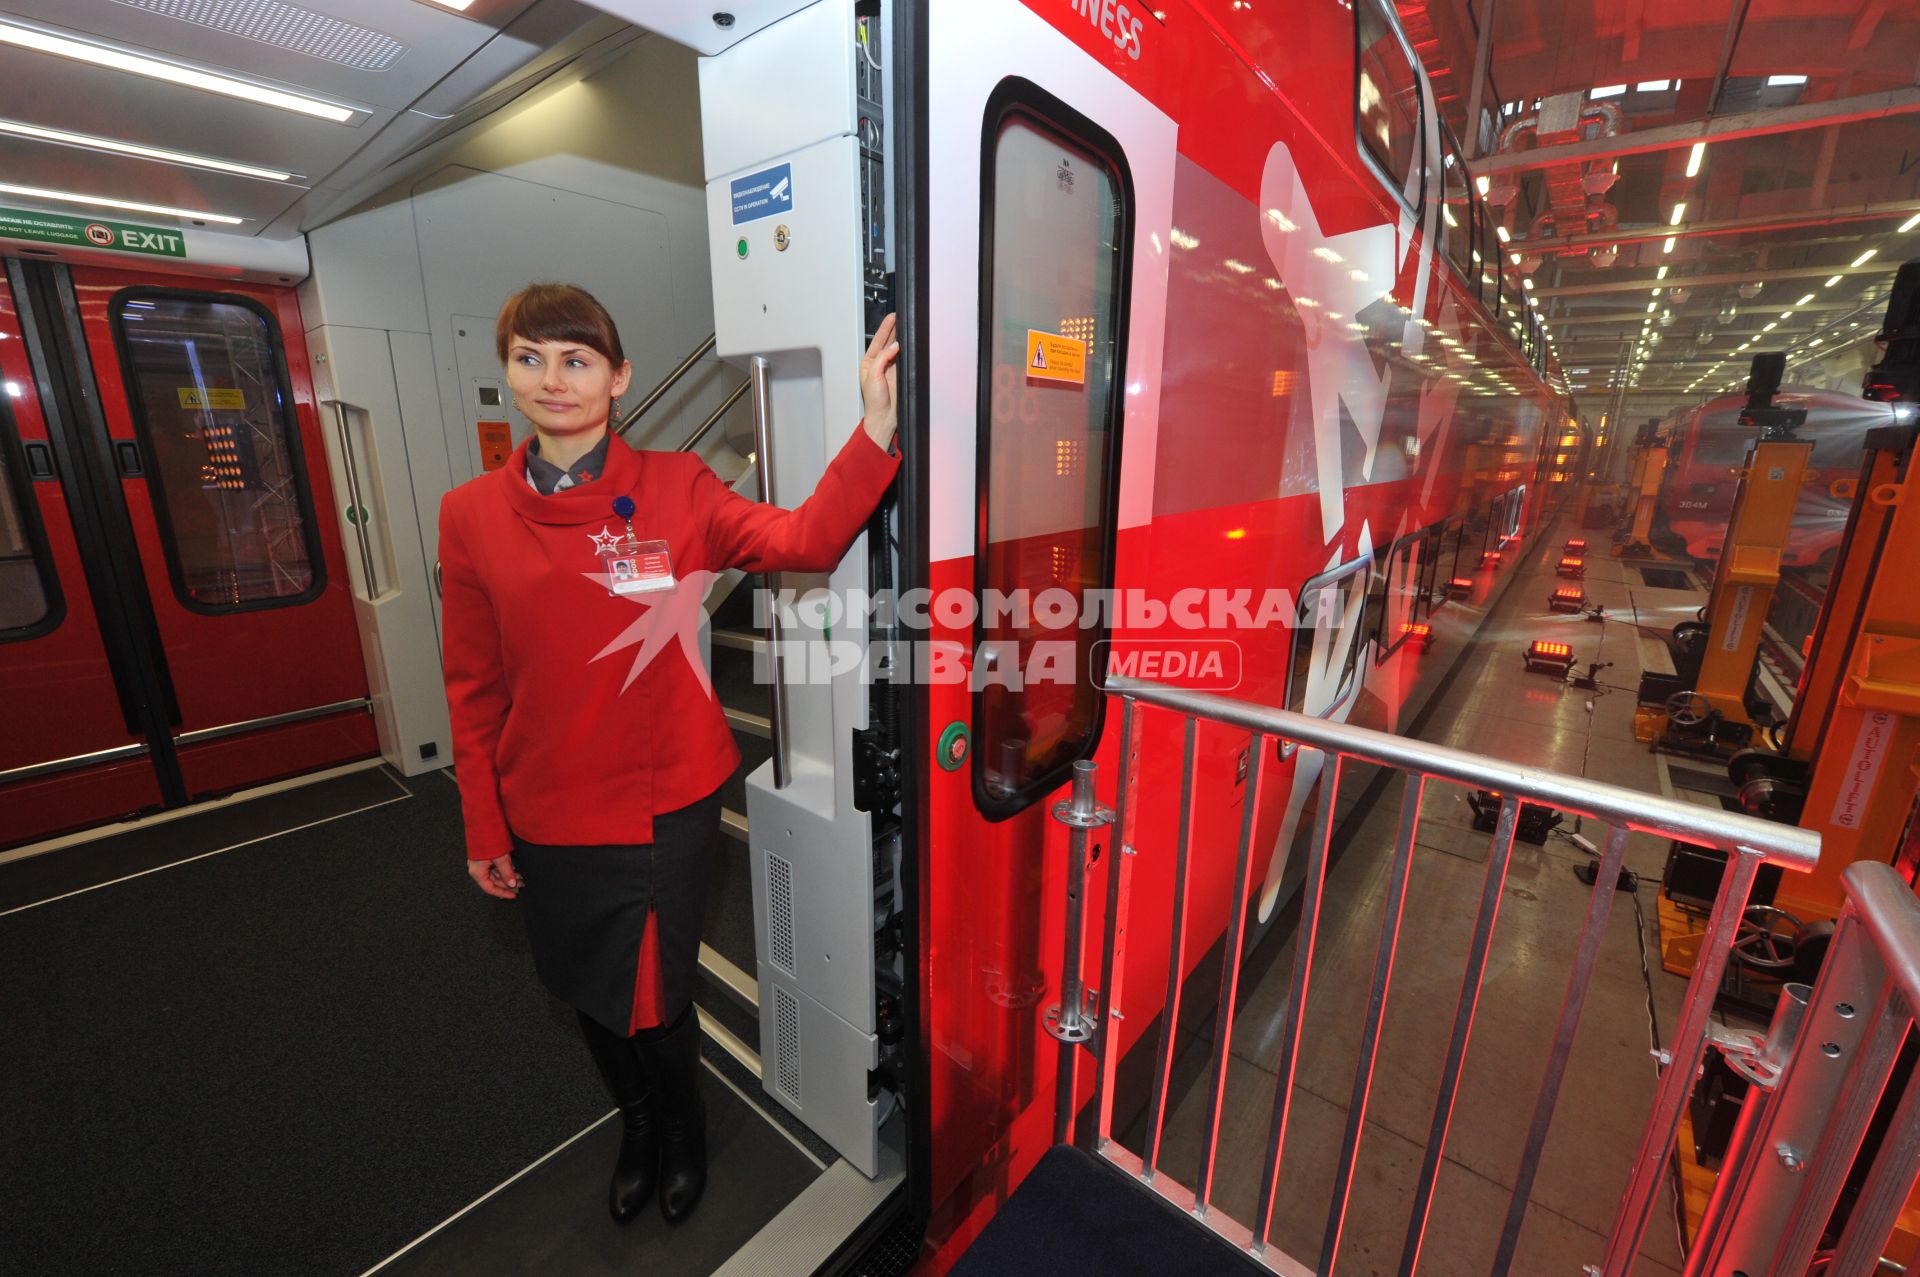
left=329, top=401, right=380, bottom=600
left=750, top=356, right=790, bottom=791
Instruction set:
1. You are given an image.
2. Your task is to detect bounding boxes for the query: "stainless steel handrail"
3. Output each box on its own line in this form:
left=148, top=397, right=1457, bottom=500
left=1057, top=674, right=1827, bottom=1277
left=1103, top=674, right=1819, bottom=866
left=328, top=401, right=380, bottom=599
left=674, top=378, right=751, bottom=453
left=616, top=333, right=716, bottom=437
left=749, top=355, right=789, bottom=790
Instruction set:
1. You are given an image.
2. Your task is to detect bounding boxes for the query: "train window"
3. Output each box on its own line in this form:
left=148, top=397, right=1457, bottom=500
left=1354, top=0, right=1424, bottom=216
left=973, top=80, right=1132, bottom=817
left=0, top=401, right=61, bottom=640
left=1440, top=135, right=1474, bottom=283
left=1283, top=554, right=1372, bottom=757
left=110, top=292, right=325, bottom=613
left=1375, top=534, right=1424, bottom=662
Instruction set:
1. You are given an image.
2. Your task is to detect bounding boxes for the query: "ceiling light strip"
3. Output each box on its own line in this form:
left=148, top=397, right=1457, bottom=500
left=0, top=21, right=354, bottom=123
left=0, top=181, right=243, bottom=225
left=0, top=118, right=293, bottom=181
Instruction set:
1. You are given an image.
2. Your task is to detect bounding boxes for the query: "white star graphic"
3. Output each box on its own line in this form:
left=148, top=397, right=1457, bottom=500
left=588, top=526, right=622, bottom=553
left=586, top=567, right=724, bottom=698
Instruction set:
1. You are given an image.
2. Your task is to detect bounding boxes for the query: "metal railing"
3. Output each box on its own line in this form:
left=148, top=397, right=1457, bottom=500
left=615, top=333, right=715, bottom=437
left=1051, top=674, right=1830, bottom=1277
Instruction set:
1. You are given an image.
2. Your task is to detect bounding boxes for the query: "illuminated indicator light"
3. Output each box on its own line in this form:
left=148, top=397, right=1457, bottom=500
left=1685, top=142, right=1705, bottom=177
left=1447, top=576, right=1475, bottom=598
left=0, top=20, right=355, bottom=122
left=1557, top=556, right=1586, bottom=578
left=1480, top=549, right=1503, bottom=567
left=1224, top=528, right=1247, bottom=540
left=1564, top=538, right=1587, bottom=552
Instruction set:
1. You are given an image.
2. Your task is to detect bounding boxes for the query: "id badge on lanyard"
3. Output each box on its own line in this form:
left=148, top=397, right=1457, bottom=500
left=591, top=495, right=675, bottom=596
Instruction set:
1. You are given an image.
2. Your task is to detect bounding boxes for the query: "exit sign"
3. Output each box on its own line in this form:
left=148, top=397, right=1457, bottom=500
left=0, top=207, right=187, bottom=258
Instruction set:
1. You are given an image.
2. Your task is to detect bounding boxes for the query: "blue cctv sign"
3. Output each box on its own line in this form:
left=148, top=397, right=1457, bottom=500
left=730, top=163, right=793, bottom=225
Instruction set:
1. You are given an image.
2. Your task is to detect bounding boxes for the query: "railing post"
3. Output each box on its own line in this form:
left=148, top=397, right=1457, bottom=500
left=1048, top=758, right=1113, bottom=1146
left=1088, top=697, right=1141, bottom=1151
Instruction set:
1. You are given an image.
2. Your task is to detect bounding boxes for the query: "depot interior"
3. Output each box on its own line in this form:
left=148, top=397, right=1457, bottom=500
left=3, top=1, right=1920, bottom=1276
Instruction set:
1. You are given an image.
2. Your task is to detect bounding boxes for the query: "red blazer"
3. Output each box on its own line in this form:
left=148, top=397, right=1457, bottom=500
left=439, top=426, right=899, bottom=860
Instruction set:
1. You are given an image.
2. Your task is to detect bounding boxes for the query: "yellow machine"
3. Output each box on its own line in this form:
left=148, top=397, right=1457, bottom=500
left=1676, top=439, right=1811, bottom=732
left=1613, top=419, right=1669, bottom=557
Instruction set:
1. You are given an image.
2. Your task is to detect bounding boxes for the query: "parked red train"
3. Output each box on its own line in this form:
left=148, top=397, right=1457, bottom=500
left=1656, top=387, right=1895, bottom=569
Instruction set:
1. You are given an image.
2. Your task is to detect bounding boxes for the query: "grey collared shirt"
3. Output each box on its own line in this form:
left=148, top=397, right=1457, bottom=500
left=525, top=433, right=612, bottom=496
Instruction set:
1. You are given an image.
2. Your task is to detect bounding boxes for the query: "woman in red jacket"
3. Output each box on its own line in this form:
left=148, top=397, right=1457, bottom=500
left=439, top=283, right=899, bottom=1226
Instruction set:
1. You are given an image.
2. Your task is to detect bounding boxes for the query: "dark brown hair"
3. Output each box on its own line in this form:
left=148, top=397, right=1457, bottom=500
left=494, top=282, right=625, bottom=366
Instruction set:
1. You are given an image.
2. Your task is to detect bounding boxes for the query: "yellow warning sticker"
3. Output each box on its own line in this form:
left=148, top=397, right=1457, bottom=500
left=1025, top=329, right=1087, bottom=387
left=178, top=387, right=245, bottom=411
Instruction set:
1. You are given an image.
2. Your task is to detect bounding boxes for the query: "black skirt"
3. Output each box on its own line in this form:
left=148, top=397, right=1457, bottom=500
left=509, top=786, right=724, bottom=1037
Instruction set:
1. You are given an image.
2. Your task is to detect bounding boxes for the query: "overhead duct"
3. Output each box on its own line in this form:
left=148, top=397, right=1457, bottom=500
left=1492, top=92, right=1626, bottom=270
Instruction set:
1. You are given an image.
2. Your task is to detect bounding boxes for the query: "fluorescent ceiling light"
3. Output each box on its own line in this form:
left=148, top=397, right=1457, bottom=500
left=1663, top=237, right=1676, bottom=253
left=1669, top=203, right=1687, bottom=225
left=1591, top=84, right=1626, bottom=99
left=1796, top=293, right=1814, bottom=306
left=1647, top=302, right=1658, bottom=312
left=0, top=180, right=241, bottom=224
left=1762, top=322, right=1777, bottom=331
left=1902, top=213, right=1920, bottom=233
left=0, top=20, right=353, bottom=123
left=1826, top=275, right=1843, bottom=287
left=1685, top=142, right=1705, bottom=178
left=1476, top=175, right=1490, bottom=196
left=1766, top=74, right=1808, bottom=87
left=1496, top=224, right=1510, bottom=243
left=0, top=117, right=292, bottom=181
left=1853, top=249, right=1878, bottom=267
left=1656, top=266, right=1669, bottom=279
left=1636, top=80, right=1671, bottom=92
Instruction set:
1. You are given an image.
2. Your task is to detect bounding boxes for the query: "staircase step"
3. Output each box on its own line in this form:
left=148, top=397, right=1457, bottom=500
left=724, top=706, right=771, bottom=738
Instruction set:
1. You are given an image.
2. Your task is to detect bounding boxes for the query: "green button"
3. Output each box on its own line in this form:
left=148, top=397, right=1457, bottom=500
left=736, top=237, right=749, bottom=260
left=937, top=721, right=970, bottom=771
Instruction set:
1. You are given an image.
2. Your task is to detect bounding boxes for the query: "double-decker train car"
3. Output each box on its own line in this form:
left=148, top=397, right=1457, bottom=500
left=0, top=0, right=1579, bottom=1268
left=899, top=0, right=1574, bottom=1260
left=1657, top=386, right=1894, bottom=569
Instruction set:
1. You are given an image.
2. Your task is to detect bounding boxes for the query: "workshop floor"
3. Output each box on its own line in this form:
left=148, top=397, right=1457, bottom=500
left=1144, top=530, right=1701, bottom=1276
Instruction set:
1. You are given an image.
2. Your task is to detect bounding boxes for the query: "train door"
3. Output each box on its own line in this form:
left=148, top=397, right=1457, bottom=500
left=915, top=0, right=1180, bottom=1248
left=0, top=260, right=373, bottom=848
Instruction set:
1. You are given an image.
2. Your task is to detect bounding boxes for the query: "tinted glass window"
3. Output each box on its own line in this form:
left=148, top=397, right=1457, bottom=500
left=113, top=294, right=320, bottom=610
left=976, top=96, right=1129, bottom=813
left=0, top=406, right=54, bottom=637
left=1441, top=139, right=1474, bottom=282
left=1356, top=0, right=1424, bottom=212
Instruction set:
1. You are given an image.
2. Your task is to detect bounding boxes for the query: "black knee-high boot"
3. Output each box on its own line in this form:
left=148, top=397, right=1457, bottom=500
left=577, top=1010, right=658, bottom=1224
left=633, top=1003, right=705, bottom=1225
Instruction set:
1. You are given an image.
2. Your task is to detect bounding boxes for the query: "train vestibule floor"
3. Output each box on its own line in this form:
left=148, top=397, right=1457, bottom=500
left=0, top=764, right=850, bottom=1276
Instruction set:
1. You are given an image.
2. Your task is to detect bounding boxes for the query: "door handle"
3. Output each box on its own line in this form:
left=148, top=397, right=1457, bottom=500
left=22, top=440, right=55, bottom=480
left=113, top=439, right=143, bottom=477
left=750, top=355, right=789, bottom=791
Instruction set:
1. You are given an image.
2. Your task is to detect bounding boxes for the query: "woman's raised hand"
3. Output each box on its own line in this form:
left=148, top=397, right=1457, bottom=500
left=468, top=852, right=523, bottom=899
left=860, top=313, right=900, bottom=452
